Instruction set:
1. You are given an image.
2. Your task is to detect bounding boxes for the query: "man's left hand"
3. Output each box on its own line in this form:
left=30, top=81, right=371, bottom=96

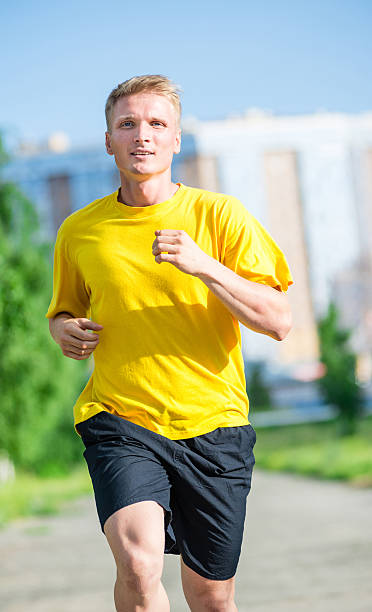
left=152, top=230, right=210, bottom=276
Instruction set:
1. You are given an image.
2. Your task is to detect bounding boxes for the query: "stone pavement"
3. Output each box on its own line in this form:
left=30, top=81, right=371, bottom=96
left=1, top=468, right=371, bottom=611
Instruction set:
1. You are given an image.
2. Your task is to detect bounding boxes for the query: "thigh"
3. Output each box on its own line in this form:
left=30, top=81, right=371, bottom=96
left=77, top=412, right=173, bottom=536
left=170, top=424, right=256, bottom=581
left=104, top=500, right=165, bottom=572
left=180, top=556, right=235, bottom=609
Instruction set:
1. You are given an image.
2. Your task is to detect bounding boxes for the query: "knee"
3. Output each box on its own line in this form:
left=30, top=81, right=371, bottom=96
left=191, top=582, right=235, bottom=612
left=116, top=547, right=163, bottom=596
left=198, top=594, right=234, bottom=612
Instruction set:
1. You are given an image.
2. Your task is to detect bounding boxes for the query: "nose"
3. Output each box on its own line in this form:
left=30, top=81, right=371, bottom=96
left=134, top=121, right=151, bottom=143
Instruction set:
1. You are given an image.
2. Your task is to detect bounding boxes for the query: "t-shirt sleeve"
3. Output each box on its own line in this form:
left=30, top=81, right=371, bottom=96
left=45, top=224, right=91, bottom=319
left=219, top=197, right=294, bottom=293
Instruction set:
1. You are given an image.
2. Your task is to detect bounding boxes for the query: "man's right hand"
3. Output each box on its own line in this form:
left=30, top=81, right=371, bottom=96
left=49, top=313, right=104, bottom=360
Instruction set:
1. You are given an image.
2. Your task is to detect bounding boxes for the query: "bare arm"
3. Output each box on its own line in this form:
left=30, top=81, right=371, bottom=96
left=152, top=229, right=292, bottom=342
left=196, top=257, right=292, bottom=341
left=49, top=312, right=104, bottom=360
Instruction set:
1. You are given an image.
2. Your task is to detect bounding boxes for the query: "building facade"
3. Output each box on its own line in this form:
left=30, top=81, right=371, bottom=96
left=185, top=111, right=372, bottom=378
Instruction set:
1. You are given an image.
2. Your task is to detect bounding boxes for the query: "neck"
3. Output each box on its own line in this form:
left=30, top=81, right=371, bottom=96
left=118, top=171, right=179, bottom=207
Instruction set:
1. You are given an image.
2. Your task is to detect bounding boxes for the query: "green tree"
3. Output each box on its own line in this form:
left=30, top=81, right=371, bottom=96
left=0, top=135, right=89, bottom=475
left=317, top=301, right=364, bottom=436
left=246, top=361, right=272, bottom=410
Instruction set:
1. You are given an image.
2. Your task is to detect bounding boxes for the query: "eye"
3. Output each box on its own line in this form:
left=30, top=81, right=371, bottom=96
left=120, top=121, right=133, bottom=127
left=152, top=121, right=165, bottom=127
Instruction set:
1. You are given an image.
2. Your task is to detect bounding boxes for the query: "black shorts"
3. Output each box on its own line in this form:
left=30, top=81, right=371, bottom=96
left=76, top=411, right=256, bottom=581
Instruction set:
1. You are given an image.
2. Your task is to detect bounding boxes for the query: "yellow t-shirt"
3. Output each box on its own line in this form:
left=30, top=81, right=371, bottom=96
left=46, top=183, right=293, bottom=439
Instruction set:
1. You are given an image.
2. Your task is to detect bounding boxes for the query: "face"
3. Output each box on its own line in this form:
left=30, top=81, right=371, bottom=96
left=105, top=93, right=181, bottom=181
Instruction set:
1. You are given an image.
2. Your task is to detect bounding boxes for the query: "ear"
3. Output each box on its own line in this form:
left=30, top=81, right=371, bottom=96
left=174, top=128, right=181, bottom=155
left=105, top=131, right=113, bottom=155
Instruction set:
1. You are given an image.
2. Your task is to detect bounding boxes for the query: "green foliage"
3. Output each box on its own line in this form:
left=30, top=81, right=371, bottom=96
left=316, top=301, right=364, bottom=436
left=254, top=416, right=372, bottom=486
left=246, top=361, right=272, bottom=411
left=0, top=134, right=89, bottom=475
left=0, top=464, right=92, bottom=529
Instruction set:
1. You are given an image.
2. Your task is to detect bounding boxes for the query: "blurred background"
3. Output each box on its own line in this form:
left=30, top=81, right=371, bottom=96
left=1, top=1, right=372, bottom=610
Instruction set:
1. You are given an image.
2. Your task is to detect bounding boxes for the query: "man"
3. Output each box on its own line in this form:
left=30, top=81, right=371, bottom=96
left=46, top=74, right=293, bottom=612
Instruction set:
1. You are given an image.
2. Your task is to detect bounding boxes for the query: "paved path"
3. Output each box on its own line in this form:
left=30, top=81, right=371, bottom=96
left=1, top=469, right=371, bottom=611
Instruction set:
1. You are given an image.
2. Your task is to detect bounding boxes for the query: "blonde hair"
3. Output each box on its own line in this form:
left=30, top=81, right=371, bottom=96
left=105, top=74, right=182, bottom=132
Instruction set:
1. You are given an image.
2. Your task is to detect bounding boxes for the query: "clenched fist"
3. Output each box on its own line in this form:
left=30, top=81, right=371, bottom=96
left=151, top=229, right=211, bottom=276
left=49, top=314, right=104, bottom=360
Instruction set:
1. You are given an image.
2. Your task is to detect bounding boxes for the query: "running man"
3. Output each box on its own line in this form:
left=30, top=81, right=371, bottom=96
left=46, top=74, right=293, bottom=612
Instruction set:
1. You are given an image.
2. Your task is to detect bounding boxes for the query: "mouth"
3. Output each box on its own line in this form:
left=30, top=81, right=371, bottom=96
left=131, top=151, right=154, bottom=156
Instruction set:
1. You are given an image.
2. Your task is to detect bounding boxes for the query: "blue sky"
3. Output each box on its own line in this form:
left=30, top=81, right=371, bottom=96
left=1, top=0, right=371, bottom=149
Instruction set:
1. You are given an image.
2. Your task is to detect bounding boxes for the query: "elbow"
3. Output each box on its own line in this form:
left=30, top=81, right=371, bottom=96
left=273, top=309, right=293, bottom=342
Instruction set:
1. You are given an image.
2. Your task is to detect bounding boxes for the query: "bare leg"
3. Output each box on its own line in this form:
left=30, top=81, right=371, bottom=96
left=113, top=569, right=170, bottom=612
left=180, top=555, right=237, bottom=611
left=104, top=500, right=170, bottom=612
